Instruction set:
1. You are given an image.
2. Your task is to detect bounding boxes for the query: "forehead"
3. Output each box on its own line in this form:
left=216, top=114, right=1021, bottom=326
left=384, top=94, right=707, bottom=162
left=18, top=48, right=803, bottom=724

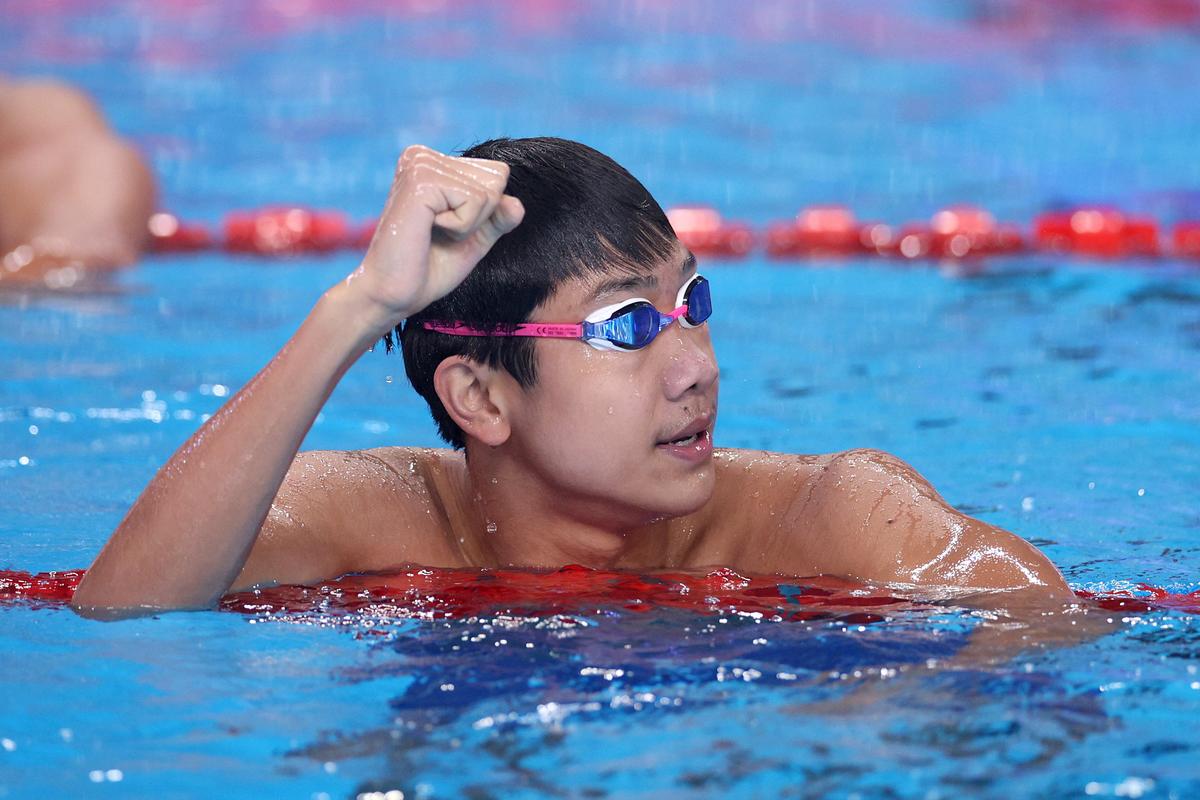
left=585, top=248, right=696, bottom=301
left=530, top=241, right=696, bottom=323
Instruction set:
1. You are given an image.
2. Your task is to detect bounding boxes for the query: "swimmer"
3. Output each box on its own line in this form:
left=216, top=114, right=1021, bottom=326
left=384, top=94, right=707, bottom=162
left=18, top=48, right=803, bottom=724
left=70, top=138, right=1072, bottom=616
left=0, top=77, right=155, bottom=288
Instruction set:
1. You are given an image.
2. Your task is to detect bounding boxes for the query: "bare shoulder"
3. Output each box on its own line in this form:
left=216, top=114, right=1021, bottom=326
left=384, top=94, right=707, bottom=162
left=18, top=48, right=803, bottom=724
left=234, top=446, right=462, bottom=590
left=805, top=448, right=1069, bottom=595
left=693, top=448, right=826, bottom=569
left=708, top=447, right=825, bottom=527
left=713, top=447, right=825, bottom=477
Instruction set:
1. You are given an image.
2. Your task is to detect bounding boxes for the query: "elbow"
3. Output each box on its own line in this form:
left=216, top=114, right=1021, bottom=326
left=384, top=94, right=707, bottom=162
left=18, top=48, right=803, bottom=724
left=68, top=598, right=151, bottom=621
left=69, top=595, right=214, bottom=621
left=69, top=573, right=219, bottom=620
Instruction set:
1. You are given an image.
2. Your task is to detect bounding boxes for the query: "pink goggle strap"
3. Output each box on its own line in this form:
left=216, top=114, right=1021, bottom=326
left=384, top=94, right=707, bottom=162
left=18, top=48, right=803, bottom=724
left=421, top=320, right=584, bottom=339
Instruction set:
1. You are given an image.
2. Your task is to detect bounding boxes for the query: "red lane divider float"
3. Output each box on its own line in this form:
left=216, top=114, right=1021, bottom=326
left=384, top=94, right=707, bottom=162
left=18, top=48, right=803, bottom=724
left=148, top=209, right=378, bottom=256
left=3, top=566, right=1199, bottom=620
left=144, top=204, right=1200, bottom=262
left=890, top=206, right=1025, bottom=260
left=225, top=208, right=351, bottom=255
left=666, top=206, right=755, bottom=258
left=766, top=205, right=888, bottom=257
left=1175, top=222, right=1200, bottom=258
left=146, top=212, right=212, bottom=252
left=1034, top=208, right=1160, bottom=258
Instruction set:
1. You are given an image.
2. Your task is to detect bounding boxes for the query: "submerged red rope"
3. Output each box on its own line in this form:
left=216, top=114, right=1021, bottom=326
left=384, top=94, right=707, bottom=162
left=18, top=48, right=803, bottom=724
left=3, top=566, right=1197, bottom=619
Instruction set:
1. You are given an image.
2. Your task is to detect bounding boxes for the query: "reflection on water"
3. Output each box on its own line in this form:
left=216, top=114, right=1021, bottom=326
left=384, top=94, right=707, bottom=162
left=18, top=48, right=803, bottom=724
left=255, top=588, right=1163, bottom=799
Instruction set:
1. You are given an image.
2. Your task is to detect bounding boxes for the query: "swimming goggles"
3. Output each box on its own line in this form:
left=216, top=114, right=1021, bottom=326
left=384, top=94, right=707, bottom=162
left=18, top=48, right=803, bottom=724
left=422, top=274, right=712, bottom=352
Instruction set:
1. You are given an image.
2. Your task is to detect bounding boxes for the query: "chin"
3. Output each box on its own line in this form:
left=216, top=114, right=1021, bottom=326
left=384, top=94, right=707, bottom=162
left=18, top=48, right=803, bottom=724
left=647, top=468, right=715, bottom=520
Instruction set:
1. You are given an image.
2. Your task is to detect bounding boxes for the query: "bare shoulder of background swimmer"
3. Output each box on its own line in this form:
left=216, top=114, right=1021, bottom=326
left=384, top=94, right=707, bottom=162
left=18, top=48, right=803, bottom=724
left=0, top=77, right=155, bottom=286
left=710, top=448, right=1071, bottom=597
left=70, top=146, right=524, bottom=616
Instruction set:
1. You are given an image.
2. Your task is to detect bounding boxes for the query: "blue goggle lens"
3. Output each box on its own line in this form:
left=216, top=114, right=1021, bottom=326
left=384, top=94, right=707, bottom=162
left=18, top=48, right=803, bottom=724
left=683, top=276, right=712, bottom=325
left=602, top=303, right=659, bottom=349
left=590, top=275, right=712, bottom=350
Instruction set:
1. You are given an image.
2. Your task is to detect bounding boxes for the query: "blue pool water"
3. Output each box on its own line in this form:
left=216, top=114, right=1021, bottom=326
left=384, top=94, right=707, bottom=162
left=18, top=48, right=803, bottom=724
left=3, top=1, right=1200, bottom=796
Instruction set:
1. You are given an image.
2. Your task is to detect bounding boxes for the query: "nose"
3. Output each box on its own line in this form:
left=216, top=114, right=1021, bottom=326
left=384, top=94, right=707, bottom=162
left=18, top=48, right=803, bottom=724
left=661, top=322, right=719, bottom=401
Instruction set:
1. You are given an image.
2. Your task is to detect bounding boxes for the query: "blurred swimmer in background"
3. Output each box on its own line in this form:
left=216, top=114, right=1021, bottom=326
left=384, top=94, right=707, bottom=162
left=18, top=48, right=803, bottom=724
left=0, top=77, right=155, bottom=288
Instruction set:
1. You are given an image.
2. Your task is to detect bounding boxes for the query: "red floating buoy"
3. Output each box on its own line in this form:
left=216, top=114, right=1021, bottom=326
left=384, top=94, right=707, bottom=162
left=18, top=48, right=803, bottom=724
left=927, top=205, right=1024, bottom=258
left=146, top=212, right=213, bottom=253
left=884, top=206, right=1023, bottom=261
left=1174, top=221, right=1200, bottom=259
left=666, top=206, right=754, bottom=259
left=1034, top=208, right=1160, bottom=258
left=765, top=205, right=879, bottom=258
left=224, top=207, right=351, bottom=256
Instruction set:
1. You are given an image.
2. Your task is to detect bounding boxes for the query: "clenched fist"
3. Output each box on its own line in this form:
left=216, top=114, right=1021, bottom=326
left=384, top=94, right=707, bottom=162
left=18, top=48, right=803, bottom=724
left=346, top=145, right=525, bottom=333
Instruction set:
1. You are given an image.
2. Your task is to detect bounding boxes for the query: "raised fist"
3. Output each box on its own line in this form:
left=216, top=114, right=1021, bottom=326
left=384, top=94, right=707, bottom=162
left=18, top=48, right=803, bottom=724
left=348, top=145, right=525, bottom=332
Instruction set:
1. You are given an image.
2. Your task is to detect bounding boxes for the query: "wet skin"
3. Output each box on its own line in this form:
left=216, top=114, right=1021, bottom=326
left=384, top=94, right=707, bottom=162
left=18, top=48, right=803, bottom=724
left=238, top=247, right=1069, bottom=599
left=70, top=144, right=1070, bottom=617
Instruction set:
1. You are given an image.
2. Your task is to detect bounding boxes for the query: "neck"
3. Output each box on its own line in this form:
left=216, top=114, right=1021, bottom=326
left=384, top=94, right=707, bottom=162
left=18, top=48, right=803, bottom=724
left=449, top=447, right=672, bottom=571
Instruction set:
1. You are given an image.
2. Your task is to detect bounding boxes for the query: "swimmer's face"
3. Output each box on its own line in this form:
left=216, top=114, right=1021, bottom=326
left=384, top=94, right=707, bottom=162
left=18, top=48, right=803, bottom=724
left=504, top=242, right=720, bottom=524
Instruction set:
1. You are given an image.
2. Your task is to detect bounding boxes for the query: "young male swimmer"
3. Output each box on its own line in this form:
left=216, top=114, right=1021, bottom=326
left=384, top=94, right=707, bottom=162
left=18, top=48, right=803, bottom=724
left=70, top=137, right=1071, bottom=615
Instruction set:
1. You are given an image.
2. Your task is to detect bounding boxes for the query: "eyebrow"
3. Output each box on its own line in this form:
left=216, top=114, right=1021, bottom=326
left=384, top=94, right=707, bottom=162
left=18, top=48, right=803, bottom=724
left=590, top=251, right=697, bottom=302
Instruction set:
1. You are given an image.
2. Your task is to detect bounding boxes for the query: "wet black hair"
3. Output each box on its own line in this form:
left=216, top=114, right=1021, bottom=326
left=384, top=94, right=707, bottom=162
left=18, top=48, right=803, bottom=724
left=385, top=137, right=678, bottom=450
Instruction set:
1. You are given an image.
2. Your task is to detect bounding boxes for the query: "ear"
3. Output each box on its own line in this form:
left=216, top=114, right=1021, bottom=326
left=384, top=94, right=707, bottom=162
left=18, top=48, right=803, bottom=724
left=432, top=355, right=513, bottom=447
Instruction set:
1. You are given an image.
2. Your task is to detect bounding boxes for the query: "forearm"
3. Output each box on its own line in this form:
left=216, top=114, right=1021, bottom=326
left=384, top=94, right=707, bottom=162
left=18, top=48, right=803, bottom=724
left=71, top=280, right=394, bottom=614
left=934, top=587, right=1109, bottom=669
left=71, top=143, right=524, bottom=615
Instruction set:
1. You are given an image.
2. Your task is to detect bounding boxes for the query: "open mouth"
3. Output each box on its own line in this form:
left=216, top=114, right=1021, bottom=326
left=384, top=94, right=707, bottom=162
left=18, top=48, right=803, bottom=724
left=665, top=432, right=701, bottom=446
left=656, top=413, right=715, bottom=451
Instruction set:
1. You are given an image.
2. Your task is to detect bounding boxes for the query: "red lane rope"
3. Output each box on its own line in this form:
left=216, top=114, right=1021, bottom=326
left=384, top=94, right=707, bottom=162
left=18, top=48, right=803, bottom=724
left=3, top=567, right=1198, bottom=619
left=147, top=205, right=1200, bottom=263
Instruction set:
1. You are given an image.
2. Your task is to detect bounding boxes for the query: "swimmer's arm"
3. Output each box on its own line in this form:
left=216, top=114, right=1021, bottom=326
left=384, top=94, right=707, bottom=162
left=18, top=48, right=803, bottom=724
left=812, top=450, right=1118, bottom=661
left=935, top=586, right=1113, bottom=669
left=786, top=587, right=1111, bottom=716
left=796, top=448, right=1073, bottom=598
left=70, top=147, right=523, bottom=617
left=69, top=284, right=393, bottom=617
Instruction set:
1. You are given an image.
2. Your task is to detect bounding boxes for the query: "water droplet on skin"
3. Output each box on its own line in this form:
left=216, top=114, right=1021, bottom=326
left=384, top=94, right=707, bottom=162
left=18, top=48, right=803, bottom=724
left=486, top=521, right=498, bottom=534
left=607, top=406, right=614, bottom=415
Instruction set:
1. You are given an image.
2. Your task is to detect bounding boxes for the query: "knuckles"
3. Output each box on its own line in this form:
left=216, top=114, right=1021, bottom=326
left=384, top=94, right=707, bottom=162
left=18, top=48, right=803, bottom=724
left=394, top=146, right=512, bottom=192
left=386, top=147, right=514, bottom=235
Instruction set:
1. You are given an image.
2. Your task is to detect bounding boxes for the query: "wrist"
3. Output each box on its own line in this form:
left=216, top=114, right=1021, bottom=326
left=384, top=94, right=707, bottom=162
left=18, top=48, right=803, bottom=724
left=337, top=264, right=418, bottom=335
left=314, top=281, right=399, bottom=361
